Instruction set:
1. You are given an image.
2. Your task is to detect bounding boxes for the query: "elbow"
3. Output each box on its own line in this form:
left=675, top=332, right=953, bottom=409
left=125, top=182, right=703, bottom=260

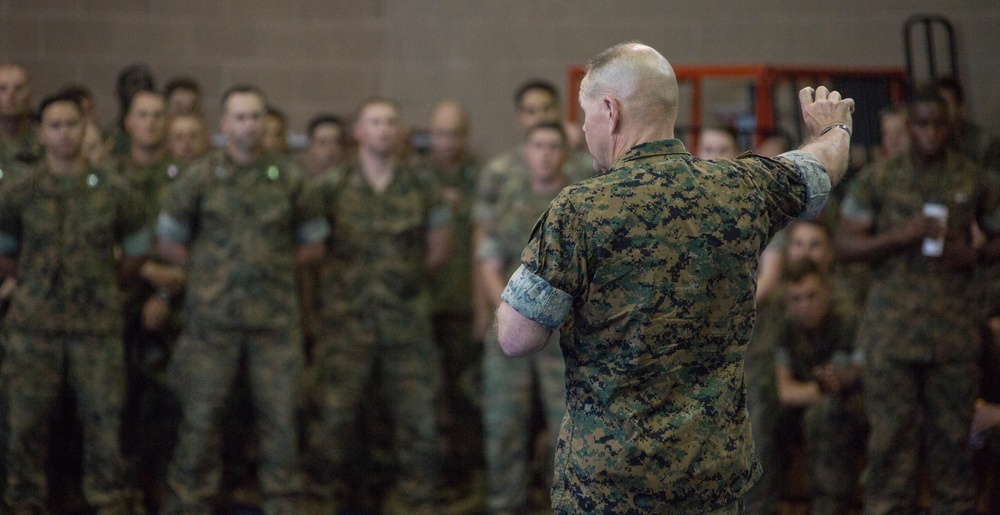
left=496, top=325, right=526, bottom=358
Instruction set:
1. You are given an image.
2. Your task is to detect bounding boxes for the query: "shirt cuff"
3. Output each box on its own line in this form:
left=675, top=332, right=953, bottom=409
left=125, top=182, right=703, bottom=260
left=0, top=230, right=18, bottom=254
left=155, top=212, right=191, bottom=244
left=839, top=195, right=874, bottom=225
left=121, top=227, right=152, bottom=258
left=475, top=236, right=501, bottom=262
left=296, top=216, right=331, bottom=244
left=427, top=204, right=452, bottom=230
left=778, top=150, right=831, bottom=220
left=500, top=264, right=572, bottom=330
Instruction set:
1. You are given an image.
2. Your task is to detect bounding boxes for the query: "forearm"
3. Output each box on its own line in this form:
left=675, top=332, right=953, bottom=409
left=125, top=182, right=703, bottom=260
left=156, top=239, right=189, bottom=267
left=118, top=256, right=148, bottom=284
left=835, top=221, right=913, bottom=263
left=496, top=301, right=552, bottom=357
left=799, top=128, right=851, bottom=188
left=424, top=226, right=451, bottom=275
left=776, top=374, right=826, bottom=406
left=293, top=241, right=325, bottom=267
left=478, top=259, right=507, bottom=311
left=140, top=261, right=187, bottom=293
left=0, top=255, right=15, bottom=277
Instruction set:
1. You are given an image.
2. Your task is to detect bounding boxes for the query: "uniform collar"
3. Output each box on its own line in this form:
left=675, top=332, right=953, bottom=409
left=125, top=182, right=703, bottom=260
left=614, top=139, right=690, bottom=168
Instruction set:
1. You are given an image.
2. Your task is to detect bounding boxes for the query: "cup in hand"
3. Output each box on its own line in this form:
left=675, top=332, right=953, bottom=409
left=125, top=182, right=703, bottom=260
left=922, top=203, right=948, bottom=257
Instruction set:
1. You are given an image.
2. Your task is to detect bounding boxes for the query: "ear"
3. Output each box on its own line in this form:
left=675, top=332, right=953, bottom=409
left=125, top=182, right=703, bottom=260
left=605, top=96, right=622, bottom=134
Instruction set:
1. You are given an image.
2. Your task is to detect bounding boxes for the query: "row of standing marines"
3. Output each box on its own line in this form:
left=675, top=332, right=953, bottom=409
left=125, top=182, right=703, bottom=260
left=0, top=63, right=597, bottom=515
left=1, top=57, right=999, bottom=514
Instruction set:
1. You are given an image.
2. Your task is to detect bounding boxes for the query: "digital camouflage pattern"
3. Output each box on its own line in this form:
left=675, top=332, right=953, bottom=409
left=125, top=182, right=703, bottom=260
left=0, top=127, right=42, bottom=167
left=112, top=153, right=184, bottom=223
left=504, top=140, right=830, bottom=513
left=0, top=163, right=146, bottom=513
left=157, top=150, right=324, bottom=514
left=163, top=325, right=304, bottom=515
left=306, top=162, right=447, bottom=511
left=422, top=156, right=478, bottom=315
left=842, top=151, right=1000, bottom=363
left=315, top=162, right=448, bottom=315
left=841, top=151, right=1000, bottom=514
left=158, top=149, right=326, bottom=330
left=472, top=146, right=592, bottom=227
left=479, top=170, right=567, bottom=512
left=741, top=295, right=783, bottom=515
left=0, top=164, right=149, bottom=335
left=419, top=156, right=484, bottom=490
left=2, top=332, right=130, bottom=513
left=774, top=302, right=865, bottom=515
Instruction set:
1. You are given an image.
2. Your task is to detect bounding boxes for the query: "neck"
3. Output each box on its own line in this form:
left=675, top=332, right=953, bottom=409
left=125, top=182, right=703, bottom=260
left=913, top=149, right=946, bottom=167
left=612, top=125, right=674, bottom=163
left=359, top=148, right=397, bottom=192
left=0, top=115, right=28, bottom=140
left=227, top=142, right=262, bottom=166
left=530, top=171, right=567, bottom=195
left=46, top=154, right=86, bottom=177
left=433, top=151, right=465, bottom=173
left=131, top=143, right=166, bottom=166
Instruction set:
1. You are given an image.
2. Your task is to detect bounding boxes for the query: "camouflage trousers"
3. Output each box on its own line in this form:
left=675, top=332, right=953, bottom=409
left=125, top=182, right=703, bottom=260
left=482, top=327, right=565, bottom=513
left=162, top=325, right=304, bottom=515
left=0, top=330, right=129, bottom=514
left=305, top=306, right=442, bottom=513
left=742, top=339, right=779, bottom=515
left=556, top=497, right=745, bottom=515
left=431, top=312, right=484, bottom=481
left=802, top=390, right=866, bottom=515
left=862, top=356, right=977, bottom=515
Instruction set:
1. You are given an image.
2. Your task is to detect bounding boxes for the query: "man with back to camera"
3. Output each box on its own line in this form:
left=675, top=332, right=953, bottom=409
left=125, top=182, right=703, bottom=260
left=496, top=42, right=854, bottom=513
left=156, top=85, right=329, bottom=515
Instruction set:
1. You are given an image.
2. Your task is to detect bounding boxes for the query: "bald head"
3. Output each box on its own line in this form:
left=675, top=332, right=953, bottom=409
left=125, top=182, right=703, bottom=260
left=428, top=100, right=469, bottom=164
left=580, top=42, right=678, bottom=130
left=0, top=63, right=31, bottom=118
left=578, top=42, right=679, bottom=172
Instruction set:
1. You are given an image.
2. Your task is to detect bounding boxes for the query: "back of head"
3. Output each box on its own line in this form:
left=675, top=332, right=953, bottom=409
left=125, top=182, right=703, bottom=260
left=582, top=42, right=679, bottom=130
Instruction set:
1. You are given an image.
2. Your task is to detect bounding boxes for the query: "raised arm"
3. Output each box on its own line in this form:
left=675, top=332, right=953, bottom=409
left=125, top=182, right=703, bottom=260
left=797, top=86, right=855, bottom=188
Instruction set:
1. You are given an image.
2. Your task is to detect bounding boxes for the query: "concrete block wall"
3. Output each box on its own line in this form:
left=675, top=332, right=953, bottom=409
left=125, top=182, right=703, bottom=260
left=1, top=0, right=997, bottom=157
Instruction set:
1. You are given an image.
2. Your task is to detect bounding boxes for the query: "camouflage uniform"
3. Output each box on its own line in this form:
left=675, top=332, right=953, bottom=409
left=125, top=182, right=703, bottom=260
left=156, top=150, right=329, bottom=515
left=422, top=156, right=484, bottom=481
left=742, top=295, right=783, bottom=515
left=0, top=155, right=27, bottom=503
left=0, top=125, right=42, bottom=167
left=0, top=163, right=150, bottom=513
left=501, top=140, right=831, bottom=513
left=112, top=154, right=185, bottom=510
left=774, top=303, right=865, bottom=515
left=841, top=151, right=1000, bottom=514
left=305, top=162, right=448, bottom=513
left=478, top=170, right=567, bottom=513
left=472, top=147, right=592, bottom=227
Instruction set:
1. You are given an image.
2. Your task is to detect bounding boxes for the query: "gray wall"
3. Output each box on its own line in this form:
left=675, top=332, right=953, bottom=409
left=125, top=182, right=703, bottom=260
left=2, top=0, right=998, bottom=156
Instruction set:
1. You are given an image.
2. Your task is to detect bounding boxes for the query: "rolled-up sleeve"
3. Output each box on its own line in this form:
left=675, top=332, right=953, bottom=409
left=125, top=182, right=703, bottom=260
left=501, top=264, right=573, bottom=330
left=776, top=150, right=831, bottom=221
left=155, top=212, right=191, bottom=244
left=296, top=217, right=331, bottom=245
left=0, top=230, right=17, bottom=254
